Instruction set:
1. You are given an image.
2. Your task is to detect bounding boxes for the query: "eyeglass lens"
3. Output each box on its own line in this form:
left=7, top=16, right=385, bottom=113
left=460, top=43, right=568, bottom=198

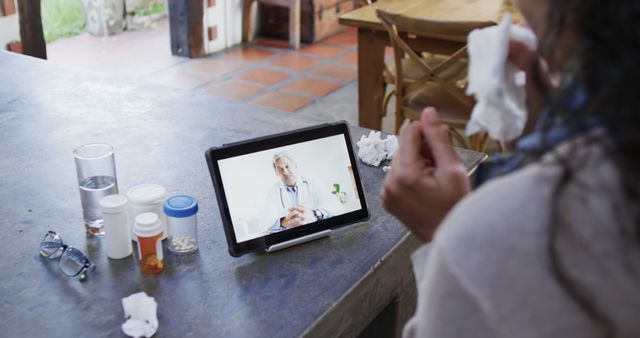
left=59, top=247, right=92, bottom=278
left=39, top=231, right=63, bottom=258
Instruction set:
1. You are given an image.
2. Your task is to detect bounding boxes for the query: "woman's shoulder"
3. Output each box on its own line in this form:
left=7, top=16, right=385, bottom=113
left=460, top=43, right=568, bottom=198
left=437, top=131, right=617, bottom=249
left=436, top=159, right=558, bottom=249
left=425, top=163, right=553, bottom=326
left=426, top=136, right=637, bottom=337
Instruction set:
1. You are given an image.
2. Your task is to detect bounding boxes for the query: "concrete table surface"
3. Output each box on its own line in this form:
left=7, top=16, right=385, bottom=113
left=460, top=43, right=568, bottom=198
left=0, top=51, right=486, bottom=337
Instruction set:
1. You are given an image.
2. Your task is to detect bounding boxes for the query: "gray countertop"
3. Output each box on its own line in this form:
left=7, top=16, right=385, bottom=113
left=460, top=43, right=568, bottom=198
left=0, top=51, right=485, bottom=337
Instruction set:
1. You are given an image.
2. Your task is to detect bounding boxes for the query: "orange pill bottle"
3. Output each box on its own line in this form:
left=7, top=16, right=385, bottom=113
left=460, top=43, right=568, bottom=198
left=133, top=212, right=164, bottom=274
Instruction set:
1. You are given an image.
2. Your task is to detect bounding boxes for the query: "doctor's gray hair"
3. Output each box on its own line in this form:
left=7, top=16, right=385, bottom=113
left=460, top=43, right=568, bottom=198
left=272, top=152, right=296, bottom=171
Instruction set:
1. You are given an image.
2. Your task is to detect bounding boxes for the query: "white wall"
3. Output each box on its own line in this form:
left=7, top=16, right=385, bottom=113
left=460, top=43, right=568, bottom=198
left=204, top=0, right=226, bottom=53
left=218, top=135, right=361, bottom=241
left=0, top=12, right=20, bottom=48
left=224, top=0, right=243, bottom=47
left=204, top=0, right=244, bottom=54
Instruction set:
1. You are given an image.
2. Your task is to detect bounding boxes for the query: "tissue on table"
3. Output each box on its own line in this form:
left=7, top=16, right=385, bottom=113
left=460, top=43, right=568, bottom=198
left=121, top=292, right=158, bottom=338
left=357, top=131, right=398, bottom=167
left=465, top=13, right=538, bottom=141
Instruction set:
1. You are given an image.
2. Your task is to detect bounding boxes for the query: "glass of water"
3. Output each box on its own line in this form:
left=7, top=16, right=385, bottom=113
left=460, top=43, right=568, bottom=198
left=74, top=143, right=118, bottom=236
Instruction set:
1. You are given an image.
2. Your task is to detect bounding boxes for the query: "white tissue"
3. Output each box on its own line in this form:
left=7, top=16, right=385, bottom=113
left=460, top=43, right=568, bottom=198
left=121, top=292, right=158, bottom=338
left=466, top=13, right=538, bottom=141
left=357, top=131, right=398, bottom=167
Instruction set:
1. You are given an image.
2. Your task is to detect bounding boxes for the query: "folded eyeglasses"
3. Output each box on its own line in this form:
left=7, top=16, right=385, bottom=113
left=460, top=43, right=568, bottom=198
left=39, top=231, right=95, bottom=280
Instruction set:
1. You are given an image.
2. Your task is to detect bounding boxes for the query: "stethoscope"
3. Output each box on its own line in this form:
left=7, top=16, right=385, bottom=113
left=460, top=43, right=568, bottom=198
left=278, top=179, right=311, bottom=209
left=474, top=83, right=601, bottom=187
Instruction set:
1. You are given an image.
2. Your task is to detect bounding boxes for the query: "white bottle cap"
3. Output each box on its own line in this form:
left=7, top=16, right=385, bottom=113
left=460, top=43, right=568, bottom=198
left=127, top=184, right=167, bottom=206
left=133, top=212, right=163, bottom=238
left=99, top=194, right=128, bottom=214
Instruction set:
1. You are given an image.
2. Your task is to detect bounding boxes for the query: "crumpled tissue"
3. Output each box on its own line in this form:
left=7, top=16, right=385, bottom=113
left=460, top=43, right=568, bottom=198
left=121, top=292, right=158, bottom=338
left=357, top=131, right=398, bottom=167
left=465, top=13, right=538, bottom=141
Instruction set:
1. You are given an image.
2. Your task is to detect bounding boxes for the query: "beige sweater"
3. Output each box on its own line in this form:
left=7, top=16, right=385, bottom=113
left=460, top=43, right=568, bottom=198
left=404, top=134, right=640, bottom=338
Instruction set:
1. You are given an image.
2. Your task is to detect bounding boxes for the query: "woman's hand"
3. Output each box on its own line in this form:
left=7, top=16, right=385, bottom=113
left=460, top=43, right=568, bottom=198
left=381, top=108, right=470, bottom=242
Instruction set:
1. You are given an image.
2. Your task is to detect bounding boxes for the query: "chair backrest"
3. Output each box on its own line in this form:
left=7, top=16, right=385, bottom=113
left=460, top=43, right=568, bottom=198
left=377, top=9, right=494, bottom=112
left=378, top=10, right=494, bottom=42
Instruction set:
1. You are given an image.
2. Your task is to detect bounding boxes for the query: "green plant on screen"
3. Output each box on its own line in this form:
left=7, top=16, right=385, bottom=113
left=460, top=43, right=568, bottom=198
left=332, top=183, right=348, bottom=204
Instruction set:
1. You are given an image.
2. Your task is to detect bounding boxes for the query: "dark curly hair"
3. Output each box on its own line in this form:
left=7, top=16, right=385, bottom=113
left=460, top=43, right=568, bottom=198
left=535, top=1, right=640, bottom=337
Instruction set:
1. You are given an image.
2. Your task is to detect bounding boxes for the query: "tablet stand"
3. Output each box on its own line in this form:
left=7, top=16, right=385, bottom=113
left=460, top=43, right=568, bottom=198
left=265, top=230, right=332, bottom=253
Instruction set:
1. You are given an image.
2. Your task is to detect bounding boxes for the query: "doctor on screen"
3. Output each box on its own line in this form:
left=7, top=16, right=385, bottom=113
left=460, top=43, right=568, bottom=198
left=261, top=152, right=343, bottom=233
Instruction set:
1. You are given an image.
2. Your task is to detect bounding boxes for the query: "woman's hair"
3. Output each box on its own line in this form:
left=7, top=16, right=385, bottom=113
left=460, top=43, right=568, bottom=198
left=536, top=0, right=640, bottom=336
left=543, top=0, right=640, bottom=200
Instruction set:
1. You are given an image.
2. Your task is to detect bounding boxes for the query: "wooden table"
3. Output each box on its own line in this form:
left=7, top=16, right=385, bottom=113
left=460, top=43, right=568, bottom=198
left=339, top=0, right=504, bottom=131
left=0, top=51, right=486, bottom=337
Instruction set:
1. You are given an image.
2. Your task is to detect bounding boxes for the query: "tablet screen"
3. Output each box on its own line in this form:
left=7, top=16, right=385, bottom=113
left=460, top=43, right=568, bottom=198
left=206, top=122, right=369, bottom=256
left=217, top=134, right=363, bottom=243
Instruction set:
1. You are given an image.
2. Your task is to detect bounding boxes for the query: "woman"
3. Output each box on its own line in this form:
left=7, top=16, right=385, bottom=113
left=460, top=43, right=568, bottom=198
left=381, top=0, right=640, bottom=337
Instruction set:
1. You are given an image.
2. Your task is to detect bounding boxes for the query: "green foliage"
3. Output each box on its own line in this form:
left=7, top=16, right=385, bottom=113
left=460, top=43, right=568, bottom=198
left=133, top=0, right=166, bottom=17
left=127, top=0, right=167, bottom=30
left=41, top=0, right=86, bottom=43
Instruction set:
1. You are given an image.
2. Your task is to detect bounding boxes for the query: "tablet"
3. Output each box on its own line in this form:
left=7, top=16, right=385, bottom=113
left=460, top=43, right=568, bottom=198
left=205, top=122, right=369, bottom=257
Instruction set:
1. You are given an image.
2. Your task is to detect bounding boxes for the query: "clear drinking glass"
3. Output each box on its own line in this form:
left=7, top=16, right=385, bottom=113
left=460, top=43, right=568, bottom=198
left=74, top=143, right=118, bottom=236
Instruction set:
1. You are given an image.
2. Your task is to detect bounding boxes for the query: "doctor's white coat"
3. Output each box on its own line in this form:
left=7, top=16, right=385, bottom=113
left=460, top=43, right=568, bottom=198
left=259, top=176, right=343, bottom=232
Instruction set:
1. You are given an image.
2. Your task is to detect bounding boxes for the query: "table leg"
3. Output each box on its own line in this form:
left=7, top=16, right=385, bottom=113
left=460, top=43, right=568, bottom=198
left=289, top=0, right=301, bottom=49
left=357, top=29, right=387, bottom=131
left=242, top=0, right=255, bottom=42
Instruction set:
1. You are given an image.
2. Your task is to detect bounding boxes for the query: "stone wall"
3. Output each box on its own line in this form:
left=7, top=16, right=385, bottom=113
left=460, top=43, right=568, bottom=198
left=81, top=0, right=126, bottom=36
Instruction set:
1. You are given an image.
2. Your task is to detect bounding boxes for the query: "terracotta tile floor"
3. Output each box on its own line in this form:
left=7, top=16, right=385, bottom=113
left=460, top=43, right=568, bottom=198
left=312, top=64, right=358, bottom=81
left=47, top=19, right=359, bottom=113
left=300, top=43, right=346, bottom=58
left=222, top=47, right=277, bottom=62
left=338, top=51, right=358, bottom=65
left=284, top=77, right=343, bottom=97
left=253, top=91, right=314, bottom=112
left=236, top=68, right=293, bottom=86
left=202, top=81, right=264, bottom=101
left=269, top=53, right=324, bottom=72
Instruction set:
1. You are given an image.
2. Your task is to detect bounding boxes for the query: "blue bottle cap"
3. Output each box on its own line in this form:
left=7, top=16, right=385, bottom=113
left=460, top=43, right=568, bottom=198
left=164, top=195, right=198, bottom=218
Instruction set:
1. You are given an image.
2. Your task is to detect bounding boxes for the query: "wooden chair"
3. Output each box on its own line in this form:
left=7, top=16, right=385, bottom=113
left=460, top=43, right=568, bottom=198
left=353, top=0, right=437, bottom=123
left=499, top=0, right=523, bottom=24
left=380, top=51, right=470, bottom=126
left=243, top=0, right=301, bottom=50
left=377, top=10, right=495, bottom=151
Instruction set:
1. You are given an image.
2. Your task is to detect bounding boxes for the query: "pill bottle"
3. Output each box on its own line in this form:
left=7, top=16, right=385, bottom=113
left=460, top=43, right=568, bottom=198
left=99, top=194, right=132, bottom=259
left=133, top=212, right=164, bottom=274
left=127, top=183, right=169, bottom=241
left=164, top=195, right=199, bottom=255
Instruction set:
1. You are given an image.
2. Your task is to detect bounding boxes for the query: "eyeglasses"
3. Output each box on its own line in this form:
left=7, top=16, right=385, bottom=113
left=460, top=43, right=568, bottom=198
left=39, top=231, right=95, bottom=280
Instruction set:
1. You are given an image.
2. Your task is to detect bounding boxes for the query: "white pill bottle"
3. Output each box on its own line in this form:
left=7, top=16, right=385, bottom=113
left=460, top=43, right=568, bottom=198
left=99, top=194, right=133, bottom=259
left=164, top=195, right=198, bottom=255
left=127, top=183, right=168, bottom=241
